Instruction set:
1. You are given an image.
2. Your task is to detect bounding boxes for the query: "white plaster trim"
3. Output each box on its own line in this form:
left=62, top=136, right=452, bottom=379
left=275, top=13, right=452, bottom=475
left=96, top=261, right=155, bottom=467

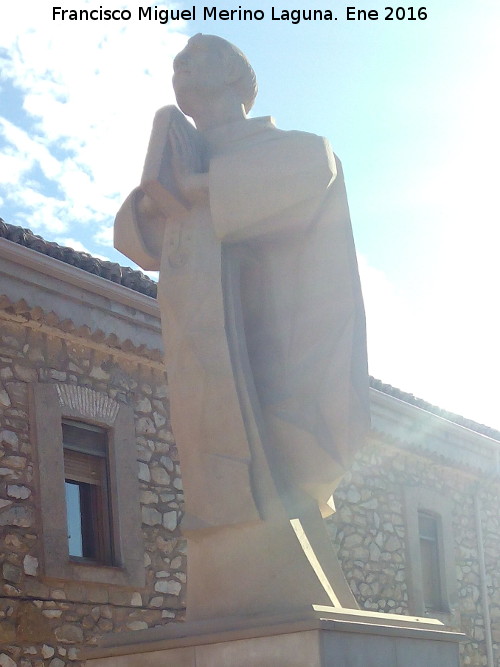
left=0, top=237, right=160, bottom=318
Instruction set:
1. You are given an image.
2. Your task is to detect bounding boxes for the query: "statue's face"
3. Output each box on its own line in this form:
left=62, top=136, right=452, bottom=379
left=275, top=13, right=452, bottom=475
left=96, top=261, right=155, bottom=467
left=173, top=36, right=227, bottom=115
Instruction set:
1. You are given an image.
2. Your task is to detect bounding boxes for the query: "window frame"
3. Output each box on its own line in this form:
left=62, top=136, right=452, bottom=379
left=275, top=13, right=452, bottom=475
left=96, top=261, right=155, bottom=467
left=417, top=510, right=444, bottom=612
left=63, top=420, right=113, bottom=564
left=31, top=382, right=145, bottom=588
left=404, top=486, right=457, bottom=616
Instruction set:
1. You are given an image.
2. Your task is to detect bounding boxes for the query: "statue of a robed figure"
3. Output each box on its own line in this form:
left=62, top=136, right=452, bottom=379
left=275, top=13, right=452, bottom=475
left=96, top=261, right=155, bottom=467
left=115, top=34, right=370, bottom=621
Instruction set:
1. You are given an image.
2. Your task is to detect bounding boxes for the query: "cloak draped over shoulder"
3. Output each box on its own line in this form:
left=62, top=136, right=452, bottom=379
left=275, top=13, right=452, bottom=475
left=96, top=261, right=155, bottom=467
left=115, top=114, right=370, bottom=528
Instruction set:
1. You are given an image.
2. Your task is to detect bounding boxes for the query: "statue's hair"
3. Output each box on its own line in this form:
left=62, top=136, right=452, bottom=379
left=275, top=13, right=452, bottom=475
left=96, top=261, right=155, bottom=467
left=190, top=34, right=258, bottom=113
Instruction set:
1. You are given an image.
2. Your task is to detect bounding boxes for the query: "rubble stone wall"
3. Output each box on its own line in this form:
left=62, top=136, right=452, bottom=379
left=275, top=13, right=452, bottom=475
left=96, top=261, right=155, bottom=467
left=330, top=440, right=500, bottom=667
left=0, top=316, right=184, bottom=666
left=2, top=311, right=500, bottom=667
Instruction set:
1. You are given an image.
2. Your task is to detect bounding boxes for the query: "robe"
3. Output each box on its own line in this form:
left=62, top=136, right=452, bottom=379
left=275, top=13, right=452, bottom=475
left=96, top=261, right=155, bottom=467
left=115, top=112, right=370, bottom=529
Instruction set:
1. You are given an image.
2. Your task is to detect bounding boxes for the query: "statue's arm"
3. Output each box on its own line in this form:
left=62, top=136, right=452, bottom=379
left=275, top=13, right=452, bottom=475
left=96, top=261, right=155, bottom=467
left=142, top=107, right=208, bottom=213
left=209, top=132, right=336, bottom=242
left=114, top=187, right=164, bottom=271
left=113, top=106, right=207, bottom=270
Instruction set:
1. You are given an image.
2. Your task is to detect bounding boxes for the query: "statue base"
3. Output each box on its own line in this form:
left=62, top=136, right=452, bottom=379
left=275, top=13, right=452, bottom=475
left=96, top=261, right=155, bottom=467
left=84, top=606, right=463, bottom=666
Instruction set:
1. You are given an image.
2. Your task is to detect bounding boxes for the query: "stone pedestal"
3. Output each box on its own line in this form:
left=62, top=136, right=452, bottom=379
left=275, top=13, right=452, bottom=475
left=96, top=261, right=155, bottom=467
left=85, top=607, right=463, bottom=666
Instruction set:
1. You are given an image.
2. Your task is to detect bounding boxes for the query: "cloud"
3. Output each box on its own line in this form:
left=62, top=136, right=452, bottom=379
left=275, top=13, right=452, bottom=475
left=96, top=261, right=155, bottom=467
left=358, top=255, right=422, bottom=387
left=359, top=252, right=500, bottom=431
left=93, top=224, right=114, bottom=247
left=352, top=8, right=500, bottom=430
left=0, top=0, right=189, bottom=251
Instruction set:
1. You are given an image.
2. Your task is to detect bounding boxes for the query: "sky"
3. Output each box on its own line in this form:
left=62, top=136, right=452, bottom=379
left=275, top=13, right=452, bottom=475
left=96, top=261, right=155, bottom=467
left=1, top=0, right=499, bottom=430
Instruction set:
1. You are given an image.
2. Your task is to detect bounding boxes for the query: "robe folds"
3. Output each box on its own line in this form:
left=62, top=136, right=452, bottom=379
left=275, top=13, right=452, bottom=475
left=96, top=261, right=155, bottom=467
left=115, top=111, right=370, bottom=528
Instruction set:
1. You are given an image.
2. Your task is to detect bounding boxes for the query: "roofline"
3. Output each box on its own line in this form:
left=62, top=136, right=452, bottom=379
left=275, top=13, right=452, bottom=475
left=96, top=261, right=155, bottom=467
left=0, top=237, right=160, bottom=319
left=371, top=387, right=500, bottom=448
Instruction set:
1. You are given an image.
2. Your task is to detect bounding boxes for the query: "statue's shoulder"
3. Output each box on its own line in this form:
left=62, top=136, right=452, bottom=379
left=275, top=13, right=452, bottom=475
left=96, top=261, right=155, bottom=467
left=271, top=125, right=331, bottom=154
left=268, top=126, right=334, bottom=175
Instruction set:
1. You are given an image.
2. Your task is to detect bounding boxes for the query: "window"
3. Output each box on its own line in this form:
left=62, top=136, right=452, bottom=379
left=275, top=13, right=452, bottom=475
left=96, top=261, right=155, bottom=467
left=404, top=487, right=458, bottom=617
left=32, top=382, right=145, bottom=587
left=418, top=511, right=442, bottom=611
left=63, top=420, right=113, bottom=563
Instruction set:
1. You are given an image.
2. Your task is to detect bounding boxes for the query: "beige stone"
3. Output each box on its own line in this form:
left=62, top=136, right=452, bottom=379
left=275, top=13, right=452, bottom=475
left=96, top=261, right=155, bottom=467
left=0, top=389, right=10, bottom=406
left=127, top=621, right=148, bottom=631
left=0, top=430, right=18, bottom=448
left=131, top=593, right=142, bottom=607
left=3, top=563, right=21, bottom=584
left=162, top=511, right=177, bottom=531
left=49, top=659, right=65, bottom=667
left=154, top=580, right=181, bottom=595
left=55, top=624, right=84, bottom=644
left=0, top=655, right=16, bottom=667
left=115, top=34, right=369, bottom=622
left=7, top=485, right=31, bottom=499
left=141, top=507, right=162, bottom=526
left=0, top=505, right=33, bottom=527
left=23, top=555, right=38, bottom=576
left=150, top=465, right=170, bottom=486
left=85, top=609, right=462, bottom=667
left=41, top=645, right=55, bottom=659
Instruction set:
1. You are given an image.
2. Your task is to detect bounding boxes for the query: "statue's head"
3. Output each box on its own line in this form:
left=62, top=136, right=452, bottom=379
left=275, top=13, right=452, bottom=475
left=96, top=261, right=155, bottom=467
left=172, top=34, right=257, bottom=118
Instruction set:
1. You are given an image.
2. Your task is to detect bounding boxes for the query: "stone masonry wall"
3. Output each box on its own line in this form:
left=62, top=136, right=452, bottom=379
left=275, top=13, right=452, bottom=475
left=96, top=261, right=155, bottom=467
left=330, top=440, right=500, bottom=667
left=2, top=307, right=500, bottom=667
left=0, top=316, right=184, bottom=666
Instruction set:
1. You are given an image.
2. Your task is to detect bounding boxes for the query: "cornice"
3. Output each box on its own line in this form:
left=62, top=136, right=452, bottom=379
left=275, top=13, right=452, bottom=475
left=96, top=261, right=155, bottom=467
left=0, top=237, right=160, bottom=319
left=0, top=293, right=164, bottom=367
left=370, top=388, right=500, bottom=474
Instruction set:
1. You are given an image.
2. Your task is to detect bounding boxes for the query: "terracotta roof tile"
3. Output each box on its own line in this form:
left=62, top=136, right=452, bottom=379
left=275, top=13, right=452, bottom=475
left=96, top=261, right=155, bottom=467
left=0, top=218, right=157, bottom=298
left=370, top=377, right=500, bottom=442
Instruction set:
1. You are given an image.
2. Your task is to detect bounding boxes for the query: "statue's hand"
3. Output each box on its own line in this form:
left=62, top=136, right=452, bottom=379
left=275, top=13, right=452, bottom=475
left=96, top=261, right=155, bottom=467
left=170, top=121, right=209, bottom=205
left=136, top=191, right=161, bottom=219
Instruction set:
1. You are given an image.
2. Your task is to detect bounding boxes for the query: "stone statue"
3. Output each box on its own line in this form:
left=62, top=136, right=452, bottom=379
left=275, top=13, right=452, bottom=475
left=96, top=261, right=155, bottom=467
left=115, top=34, right=370, bottom=621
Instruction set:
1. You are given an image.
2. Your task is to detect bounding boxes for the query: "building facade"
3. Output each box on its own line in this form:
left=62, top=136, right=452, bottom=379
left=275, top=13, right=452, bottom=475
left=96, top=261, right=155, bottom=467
left=1, top=222, right=499, bottom=666
left=331, top=386, right=500, bottom=667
